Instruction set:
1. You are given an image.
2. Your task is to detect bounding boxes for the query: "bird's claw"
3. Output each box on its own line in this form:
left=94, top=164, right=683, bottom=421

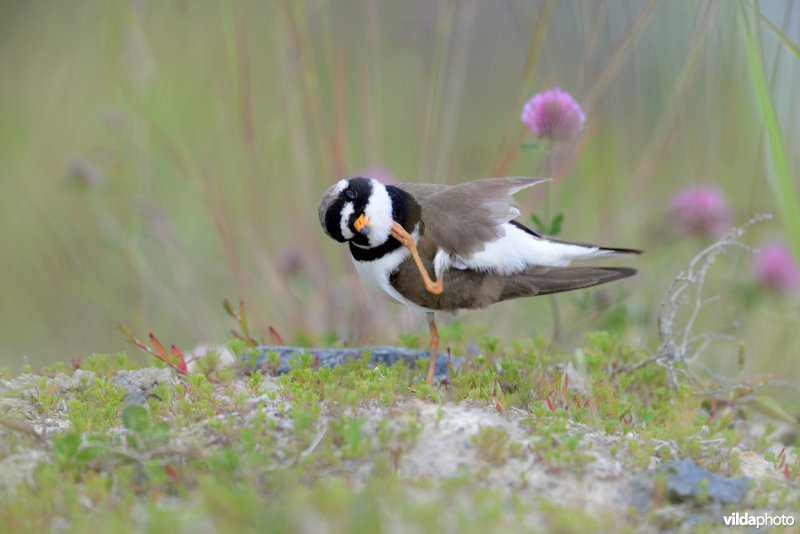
left=391, top=221, right=444, bottom=296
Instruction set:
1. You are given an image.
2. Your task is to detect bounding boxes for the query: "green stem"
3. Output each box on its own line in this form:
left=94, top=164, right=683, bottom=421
left=549, top=294, right=561, bottom=346
left=544, top=148, right=560, bottom=345
left=543, top=148, right=553, bottom=227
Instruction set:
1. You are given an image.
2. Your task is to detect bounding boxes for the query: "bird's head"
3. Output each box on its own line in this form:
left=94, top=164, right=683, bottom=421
left=318, top=177, right=419, bottom=249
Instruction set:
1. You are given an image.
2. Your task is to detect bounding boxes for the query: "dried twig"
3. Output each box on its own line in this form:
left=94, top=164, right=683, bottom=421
left=629, top=215, right=771, bottom=390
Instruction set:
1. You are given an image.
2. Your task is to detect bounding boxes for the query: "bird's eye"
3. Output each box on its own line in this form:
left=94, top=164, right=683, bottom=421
left=344, top=188, right=357, bottom=200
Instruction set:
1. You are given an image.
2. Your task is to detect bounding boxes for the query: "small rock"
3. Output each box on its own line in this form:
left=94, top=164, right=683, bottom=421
left=112, top=375, right=148, bottom=406
left=53, top=370, right=96, bottom=395
left=241, top=346, right=459, bottom=381
left=1, top=374, right=46, bottom=403
left=113, top=368, right=176, bottom=406
left=663, top=459, right=749, bottom=504
left=631, top=459, right=749, bottom=511
left=185, top=343, right=236, bottom=374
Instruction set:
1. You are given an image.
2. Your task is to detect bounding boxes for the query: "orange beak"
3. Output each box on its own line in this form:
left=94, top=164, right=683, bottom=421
left=354, top=213, right=371, bottom=235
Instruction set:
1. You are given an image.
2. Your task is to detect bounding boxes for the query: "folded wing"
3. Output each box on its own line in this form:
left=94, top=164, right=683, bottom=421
left=391, top=263, right=637, bottom=311
left=399, top=177, right=548, bottom=257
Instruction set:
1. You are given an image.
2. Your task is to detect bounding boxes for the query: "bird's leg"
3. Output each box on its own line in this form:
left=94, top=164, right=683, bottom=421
left=390, top=221, right=443, bottom=295
left=426, top=312, right=439, bottom=385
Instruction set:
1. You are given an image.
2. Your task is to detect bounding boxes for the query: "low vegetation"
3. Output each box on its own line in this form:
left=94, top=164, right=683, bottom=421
left=1, top=332, right=797, bottom=533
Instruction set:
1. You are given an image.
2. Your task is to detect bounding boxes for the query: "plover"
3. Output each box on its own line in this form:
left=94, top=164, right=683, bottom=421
left=318, top=176, right=640, bottom=384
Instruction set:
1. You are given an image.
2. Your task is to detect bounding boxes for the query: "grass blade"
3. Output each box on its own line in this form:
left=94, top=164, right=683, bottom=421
left=739, top=2, right=800, bottom=261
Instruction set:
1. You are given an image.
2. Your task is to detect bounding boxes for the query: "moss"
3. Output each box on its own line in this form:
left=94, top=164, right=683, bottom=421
left=67, top=377, right=127, bottom=434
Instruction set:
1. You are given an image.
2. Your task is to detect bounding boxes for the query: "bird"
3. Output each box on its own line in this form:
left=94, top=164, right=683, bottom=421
left=317, top=176, right=640, bottom=385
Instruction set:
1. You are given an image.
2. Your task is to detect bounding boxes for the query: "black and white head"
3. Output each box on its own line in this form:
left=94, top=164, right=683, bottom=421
left=318, top=177, right=420, bottom=250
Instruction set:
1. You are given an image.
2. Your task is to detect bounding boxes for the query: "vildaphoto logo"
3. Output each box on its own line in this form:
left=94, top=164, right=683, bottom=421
left=723, top=512, right=795, bottom=528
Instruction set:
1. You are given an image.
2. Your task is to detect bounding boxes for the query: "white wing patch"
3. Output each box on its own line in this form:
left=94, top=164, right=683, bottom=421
left=433, top=223, right=617, bottom=277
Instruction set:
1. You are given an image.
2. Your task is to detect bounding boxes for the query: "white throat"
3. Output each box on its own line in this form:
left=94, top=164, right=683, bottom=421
left=363, top=180, right=394, bottom=248
left=351, top=225, right=432, bottom=312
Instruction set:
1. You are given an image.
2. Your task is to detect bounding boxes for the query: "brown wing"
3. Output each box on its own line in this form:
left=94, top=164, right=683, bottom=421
left=397, top=177, right=548, bottom=257
left=390, top=256, right=636, bottom=311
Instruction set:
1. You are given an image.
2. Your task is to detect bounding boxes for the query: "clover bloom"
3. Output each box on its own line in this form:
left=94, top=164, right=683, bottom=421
left=521, top=87, right=586, bottom=142
left=752, top=241, right=800, bottom=292
left=668, top=185, right=731, bottom=238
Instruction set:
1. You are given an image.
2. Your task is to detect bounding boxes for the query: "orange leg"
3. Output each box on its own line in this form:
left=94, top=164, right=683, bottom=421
left=426, top=312, right=439, bottom=385
left=390, top=221, right=443, bottom=295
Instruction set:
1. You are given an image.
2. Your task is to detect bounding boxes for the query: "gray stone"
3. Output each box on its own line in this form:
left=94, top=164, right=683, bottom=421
left=631, top=459, right=749, bottom=511
left=112, top=375, right=148, bottom=406
left=665, top=459, right=749, bottom=504
left=113, top=368, right=176, bottom=406
left=53, top=370, right=96, bottom=395
left=240, top=346, right=459, bottom=381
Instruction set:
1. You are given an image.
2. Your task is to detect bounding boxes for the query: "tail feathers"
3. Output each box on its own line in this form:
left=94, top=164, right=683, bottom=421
left=501, top=266, right=637, bottom=300
left=508, top=220, right=643, bottom=258
left=596, top=245, right=643, bottom=255
left=569, top=246, right=642, bottom=263
left=588, top=245, right=643, bottom=260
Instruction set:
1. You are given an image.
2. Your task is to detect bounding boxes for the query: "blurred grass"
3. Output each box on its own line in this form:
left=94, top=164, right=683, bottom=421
left=740, top=1, right=800, bottom=262
left=0, top=1, right=798, bottom=392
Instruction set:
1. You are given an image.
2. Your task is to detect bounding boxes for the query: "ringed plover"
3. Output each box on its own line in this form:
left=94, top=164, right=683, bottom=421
left=318, top=176, right=640, bottom=384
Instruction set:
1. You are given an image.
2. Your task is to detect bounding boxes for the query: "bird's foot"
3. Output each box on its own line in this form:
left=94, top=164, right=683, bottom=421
left=391, top=221, right=444, bottom=296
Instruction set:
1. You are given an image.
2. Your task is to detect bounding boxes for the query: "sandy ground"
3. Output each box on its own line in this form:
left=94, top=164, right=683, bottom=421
left=1, top=366, right=797, bottom=532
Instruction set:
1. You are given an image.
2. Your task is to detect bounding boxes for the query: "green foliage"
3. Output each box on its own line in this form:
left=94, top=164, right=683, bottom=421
left=191, top=348, right=237, bottom=383
left=52, top=431, right=111, bottom=476
left=531, top=212, right=564, bottom=236
left=52, top=432, right=80, bottom=466
left=122, top=405, right=170, bottom=450
left=35, top=376, right=61, bottom=415
left=67, top=377, right=127, bottom=434
left=330, top=416, right=370, bottom=459
left=480, top=335, right=501, bottom=356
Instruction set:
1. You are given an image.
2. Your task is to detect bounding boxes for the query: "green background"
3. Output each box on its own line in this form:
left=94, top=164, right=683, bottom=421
left=1, top=1, right=798, bottom=389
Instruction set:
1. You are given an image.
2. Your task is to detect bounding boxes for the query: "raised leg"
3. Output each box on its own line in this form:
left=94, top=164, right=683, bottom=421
left=426, top=312, right=439, bottom=385
left=390, top=221, right=443, bottom=295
